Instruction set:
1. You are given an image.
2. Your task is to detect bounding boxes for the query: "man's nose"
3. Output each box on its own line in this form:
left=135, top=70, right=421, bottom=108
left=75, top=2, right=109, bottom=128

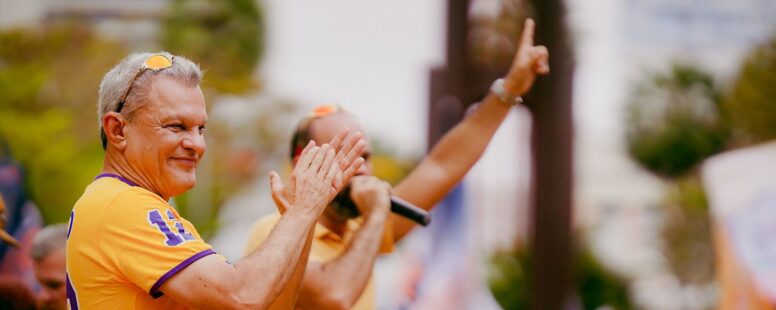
left=182, top=131, right=206, bottom=155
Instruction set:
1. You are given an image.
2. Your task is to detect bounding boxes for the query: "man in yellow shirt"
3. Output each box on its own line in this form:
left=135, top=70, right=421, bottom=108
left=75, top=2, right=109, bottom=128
left=245, top=19, right=550, bottom=309
left=67, top=51, right=366, bottom=309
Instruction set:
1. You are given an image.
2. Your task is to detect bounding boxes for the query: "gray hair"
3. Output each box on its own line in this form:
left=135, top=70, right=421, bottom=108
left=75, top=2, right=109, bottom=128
left=97, top=51, right=203, bottom=148
left=31, top=224, right=68, bottom=261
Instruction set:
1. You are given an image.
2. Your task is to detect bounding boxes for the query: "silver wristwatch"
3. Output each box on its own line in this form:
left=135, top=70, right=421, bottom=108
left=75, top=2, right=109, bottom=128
left=490, top=78, right=523, bottom=106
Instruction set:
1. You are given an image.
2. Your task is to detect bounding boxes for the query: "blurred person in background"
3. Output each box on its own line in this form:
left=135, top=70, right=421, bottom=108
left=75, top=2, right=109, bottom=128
left=0, top=277, right=37, bottom=310
left=245, top=19, right=549, bottom=310
left=31, top=224, right=67, bottom=310
left=0, top=141, right=44, bottom=308
left=0, top=191, right=37, bottom=310
left=66, top=51, right=366, bottom=309
left=0, top=193, right=21, bottom=254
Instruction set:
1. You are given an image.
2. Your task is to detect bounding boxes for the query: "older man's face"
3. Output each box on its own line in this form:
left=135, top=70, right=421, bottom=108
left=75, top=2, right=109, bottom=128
left=123, top=76, right=207, bottom=199
left=34, top=247, right=66, bottom=310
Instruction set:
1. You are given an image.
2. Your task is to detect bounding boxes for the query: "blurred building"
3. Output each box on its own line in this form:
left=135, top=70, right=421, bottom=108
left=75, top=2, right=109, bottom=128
left=0, top=0, right=166, bottom=51
left=570, top=0, right=776, bottom=308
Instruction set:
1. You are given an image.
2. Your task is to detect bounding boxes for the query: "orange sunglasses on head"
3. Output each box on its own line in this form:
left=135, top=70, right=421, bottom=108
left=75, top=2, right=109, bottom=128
left=290, top=104, right=346, bottom=158
left=114, top=54, right=174, bottom=113
left=308, top=104, right=341, bottom=118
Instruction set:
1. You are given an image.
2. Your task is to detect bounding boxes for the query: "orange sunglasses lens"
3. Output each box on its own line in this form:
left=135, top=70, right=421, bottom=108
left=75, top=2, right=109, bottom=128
left=144, top=55, right=173, bottom=70
left=310, top=104, right=340, bottom=118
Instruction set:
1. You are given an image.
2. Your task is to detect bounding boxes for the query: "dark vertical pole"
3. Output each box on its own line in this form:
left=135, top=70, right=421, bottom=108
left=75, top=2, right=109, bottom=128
left=429, top=0, right=503, bottom=147
left=431, top=1, right=574, bottom=306
left=428, top=0, right=468, bottom=148
left=527, top=0, right=574, bottom=309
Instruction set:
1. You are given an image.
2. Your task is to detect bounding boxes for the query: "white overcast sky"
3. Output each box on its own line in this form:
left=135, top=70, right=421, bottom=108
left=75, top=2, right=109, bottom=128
left=260, top=0, right=447, bottom=156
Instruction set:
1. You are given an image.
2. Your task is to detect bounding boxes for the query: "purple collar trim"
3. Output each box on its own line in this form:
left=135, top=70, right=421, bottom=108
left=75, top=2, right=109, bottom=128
left=95, top=173, right=138, bottom=187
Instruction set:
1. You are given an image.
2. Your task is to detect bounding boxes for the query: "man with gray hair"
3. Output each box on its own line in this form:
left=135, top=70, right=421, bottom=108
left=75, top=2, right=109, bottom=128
left=32, top=224, right=67, bottom=310
left=67, top=51, right=366, bottom=309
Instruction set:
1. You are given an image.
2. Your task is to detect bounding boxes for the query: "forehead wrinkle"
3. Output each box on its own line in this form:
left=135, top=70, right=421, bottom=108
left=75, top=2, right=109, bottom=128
left=145, top=78, right=207, bottom=123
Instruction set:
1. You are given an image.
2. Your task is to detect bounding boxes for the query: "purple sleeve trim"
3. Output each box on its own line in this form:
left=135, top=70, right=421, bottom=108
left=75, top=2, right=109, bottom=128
left=149, top=249, right=216, bottom=298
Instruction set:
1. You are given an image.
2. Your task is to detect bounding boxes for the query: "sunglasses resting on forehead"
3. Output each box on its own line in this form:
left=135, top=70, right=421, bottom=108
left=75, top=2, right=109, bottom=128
left=114, top=54, right=174, bottom=113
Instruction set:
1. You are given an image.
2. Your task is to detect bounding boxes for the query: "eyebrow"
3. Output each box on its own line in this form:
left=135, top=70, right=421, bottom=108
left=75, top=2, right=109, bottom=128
left=159, top=114, right=207, bottom=124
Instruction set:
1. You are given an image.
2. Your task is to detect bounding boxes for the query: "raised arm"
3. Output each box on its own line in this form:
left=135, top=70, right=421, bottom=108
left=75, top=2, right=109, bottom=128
left=161, top=130, right=365, bottom=309
left=392, top=18, right=550, bottom=241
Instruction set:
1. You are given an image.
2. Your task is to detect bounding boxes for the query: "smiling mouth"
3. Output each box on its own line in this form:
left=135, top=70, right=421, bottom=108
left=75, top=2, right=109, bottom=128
left=171, top=157, right=198, bottom=168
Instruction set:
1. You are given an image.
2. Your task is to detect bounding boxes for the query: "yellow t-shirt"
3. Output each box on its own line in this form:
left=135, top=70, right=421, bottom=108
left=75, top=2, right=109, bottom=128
left=245, top=213, right=395, bottom=310
left=66, top=175, right=219, bottom=309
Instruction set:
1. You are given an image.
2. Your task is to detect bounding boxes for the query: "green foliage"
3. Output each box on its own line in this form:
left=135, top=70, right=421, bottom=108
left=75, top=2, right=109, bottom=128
left=723, top=35, right=776, bottom=144
left=662, top=176, right=715, bottom=284
left=489, top=246, right=631, bottom=310
left=162, top=0, right=264, bottom=94
left=0, top=24, right=125, bottom=223
left=625, top=65, right=730, bottom=178
left=625, top=65, right=719, bottom=290
left=576, top=249, right=632, bottom=310
left=489, top=248, right=530, bottom=309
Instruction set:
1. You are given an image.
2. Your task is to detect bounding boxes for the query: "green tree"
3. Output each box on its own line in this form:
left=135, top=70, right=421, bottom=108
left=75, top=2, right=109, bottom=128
left=722, top=34, right=776, bottom=144
left=162, top=0, right=264, bottom=94
left=624, top=65, right=726, bottom=287
left=489, top=245, right=631, bottom=310
left=0, top=24, right=125, bottom=223
left=626, top=65, right=730, bottom=179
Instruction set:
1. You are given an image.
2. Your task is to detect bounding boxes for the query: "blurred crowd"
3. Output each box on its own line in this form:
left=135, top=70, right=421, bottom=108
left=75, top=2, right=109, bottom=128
left=0, top=159, right=66, bottom=310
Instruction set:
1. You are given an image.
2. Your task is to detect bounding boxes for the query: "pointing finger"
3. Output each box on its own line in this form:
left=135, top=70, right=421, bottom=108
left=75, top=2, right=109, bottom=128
left=519, top=18, right=535, bottom=49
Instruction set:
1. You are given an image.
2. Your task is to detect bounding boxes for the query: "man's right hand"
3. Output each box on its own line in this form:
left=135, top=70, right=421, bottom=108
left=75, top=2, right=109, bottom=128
left=503, top=18, right=550, bottom=96
left=349, top=175, right=391, bottom=219
left=269, top=129, right=366, bottom=217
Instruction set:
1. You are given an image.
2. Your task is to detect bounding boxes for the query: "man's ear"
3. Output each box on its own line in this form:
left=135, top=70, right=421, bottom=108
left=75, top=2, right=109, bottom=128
left=102, top=112, right=128, bottom=150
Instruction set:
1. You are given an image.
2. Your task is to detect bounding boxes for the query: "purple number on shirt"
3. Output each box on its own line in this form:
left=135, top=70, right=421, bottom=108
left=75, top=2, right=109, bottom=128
left=166, top=210, right=195, bottom=241
left=148, top=210, right=184, bottom=246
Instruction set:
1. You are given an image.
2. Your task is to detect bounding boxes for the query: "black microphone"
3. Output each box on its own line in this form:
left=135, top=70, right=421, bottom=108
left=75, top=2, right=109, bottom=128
left=389, top=196, right=431, bottom=226
left=332, top=185, right=432, bottom=226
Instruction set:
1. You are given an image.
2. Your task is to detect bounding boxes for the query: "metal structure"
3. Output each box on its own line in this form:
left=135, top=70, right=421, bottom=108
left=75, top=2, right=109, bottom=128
left=428, top=0, right=573, bottom=308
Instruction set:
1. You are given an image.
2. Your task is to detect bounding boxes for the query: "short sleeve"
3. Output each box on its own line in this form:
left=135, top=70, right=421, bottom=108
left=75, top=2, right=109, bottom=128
left=244, top=213, right=281, bottom=257
left=100, top=190, right=214, bottom=298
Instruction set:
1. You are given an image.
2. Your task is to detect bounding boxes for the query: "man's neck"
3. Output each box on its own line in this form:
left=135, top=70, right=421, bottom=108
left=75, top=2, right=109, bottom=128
left=102, top=152, right=167, bottom=200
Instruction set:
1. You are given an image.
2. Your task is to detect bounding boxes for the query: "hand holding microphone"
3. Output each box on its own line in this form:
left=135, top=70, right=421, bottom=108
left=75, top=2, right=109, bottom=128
left=349, top=176, right=392, bottom=219
left=335, top=176, right=431, bottom=226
